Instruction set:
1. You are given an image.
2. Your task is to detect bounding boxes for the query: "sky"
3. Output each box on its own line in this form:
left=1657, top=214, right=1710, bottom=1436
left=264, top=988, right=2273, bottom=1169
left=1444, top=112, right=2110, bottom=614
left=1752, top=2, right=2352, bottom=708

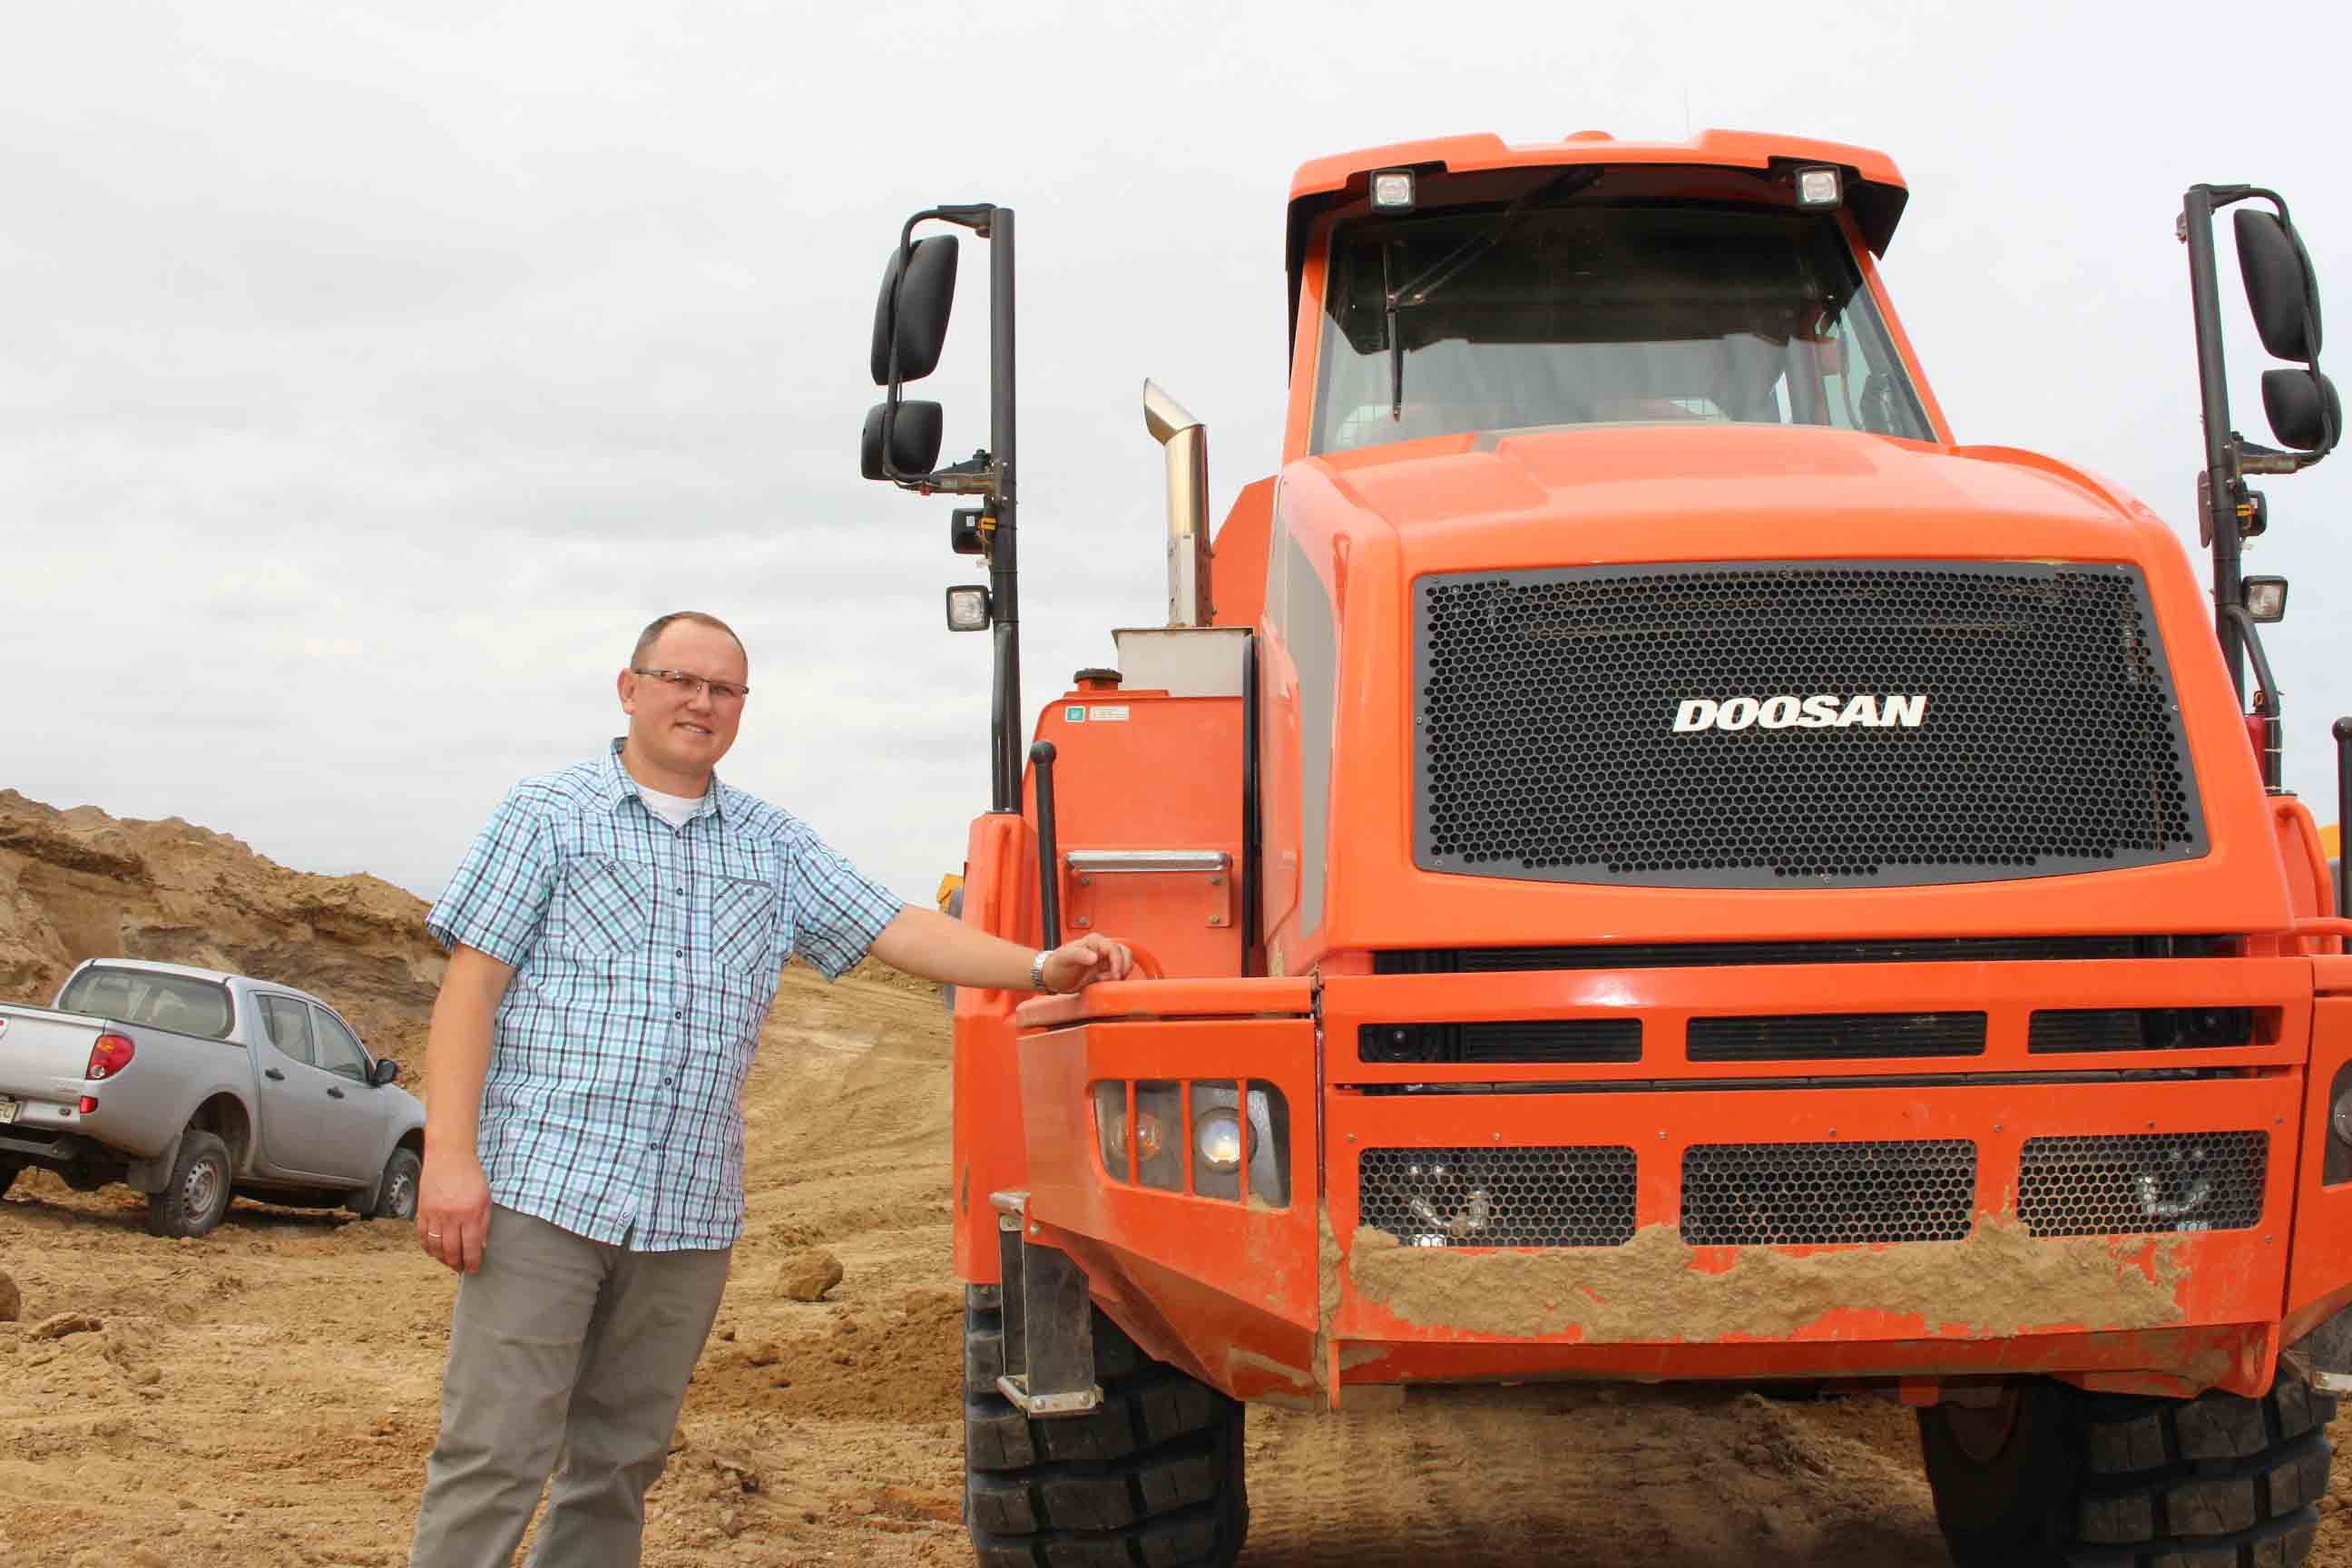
left=4, top=0, right=2348, bottom=912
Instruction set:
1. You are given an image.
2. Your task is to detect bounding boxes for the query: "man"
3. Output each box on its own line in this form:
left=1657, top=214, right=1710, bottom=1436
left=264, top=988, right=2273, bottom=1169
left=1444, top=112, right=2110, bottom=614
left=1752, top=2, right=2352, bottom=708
left=407, top=610, right=1131, bottom=1567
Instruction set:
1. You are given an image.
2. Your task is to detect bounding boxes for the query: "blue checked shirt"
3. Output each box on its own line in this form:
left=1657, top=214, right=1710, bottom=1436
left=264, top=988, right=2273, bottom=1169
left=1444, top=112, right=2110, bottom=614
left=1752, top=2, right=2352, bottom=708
left=424, top=739, right=906, bottom=1250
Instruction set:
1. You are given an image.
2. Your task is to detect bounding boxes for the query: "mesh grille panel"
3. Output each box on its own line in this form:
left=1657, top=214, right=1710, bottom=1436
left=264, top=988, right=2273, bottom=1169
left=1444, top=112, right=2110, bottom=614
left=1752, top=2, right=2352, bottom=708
left=1414, top=562, right=2201, bottom=887
left=2026, top=1008, right=2259, bottom=1054
left=1358, top=1019, right=1642, bottom=1064
left=1687, top=1012, right=1985, bottom=1062
left=1358, top=1146, right=1636, bottom=1247
left=2017, top=1132, right=2267, bottom=1237
left=1681, top=1140, right=1976, bottom=1245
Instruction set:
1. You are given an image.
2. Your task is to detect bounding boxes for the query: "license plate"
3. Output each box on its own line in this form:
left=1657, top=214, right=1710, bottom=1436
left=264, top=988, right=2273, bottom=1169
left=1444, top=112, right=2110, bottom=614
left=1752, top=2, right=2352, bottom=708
left=0, top=1095, right=16, bottom=1124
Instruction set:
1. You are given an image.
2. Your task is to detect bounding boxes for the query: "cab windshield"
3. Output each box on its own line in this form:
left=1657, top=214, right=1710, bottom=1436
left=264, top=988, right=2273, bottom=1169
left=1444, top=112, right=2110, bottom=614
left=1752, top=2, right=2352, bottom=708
left=1313, top=201, right=1935, bottom=454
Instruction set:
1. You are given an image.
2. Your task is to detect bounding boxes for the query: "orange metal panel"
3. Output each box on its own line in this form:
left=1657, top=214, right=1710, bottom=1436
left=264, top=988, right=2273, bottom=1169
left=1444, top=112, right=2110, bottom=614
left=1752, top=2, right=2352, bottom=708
left=1014, top=1017, right=1323, bottom=1405
left=1024, top=688, right=1243, bottom=979
left=1209, top=476, right=1275, bottom=631
left=2287, top=997, right=2352, bottom=1341
left=1248, top=431, right=2297, bottom=977
left=948, top=811, right=1046, bottom=1285
left=1287, top=130, right=1906, bottom=207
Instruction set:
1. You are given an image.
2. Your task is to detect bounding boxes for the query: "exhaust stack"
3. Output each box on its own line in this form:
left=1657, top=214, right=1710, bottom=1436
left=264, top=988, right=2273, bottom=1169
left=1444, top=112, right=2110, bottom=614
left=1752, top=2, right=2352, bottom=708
left=1143, top=380, right=1211, bottom=626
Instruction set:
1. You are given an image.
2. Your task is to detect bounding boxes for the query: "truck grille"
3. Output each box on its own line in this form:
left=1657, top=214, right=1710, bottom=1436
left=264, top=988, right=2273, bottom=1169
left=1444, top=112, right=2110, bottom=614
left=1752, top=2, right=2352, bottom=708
left=1680, top=1139, right=1977, bottom=1245
left=2016, top=1132, right=2266, bottom=1237
left=1413, top=562, right=2203, bottom=887
left=1686, top=1012, right=1985, bottom=1062
left=1358, top=1018, right=1642, bottom=1064
left=1357, top=1145, right=1636, bottom=1247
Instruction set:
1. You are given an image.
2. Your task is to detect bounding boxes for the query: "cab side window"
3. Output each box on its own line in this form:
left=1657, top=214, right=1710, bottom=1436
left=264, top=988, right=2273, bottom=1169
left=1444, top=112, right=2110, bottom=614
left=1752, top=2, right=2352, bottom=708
left=309, top=1007, right=369, bottom=1084
left=259, top=996, right=315, bottom=1066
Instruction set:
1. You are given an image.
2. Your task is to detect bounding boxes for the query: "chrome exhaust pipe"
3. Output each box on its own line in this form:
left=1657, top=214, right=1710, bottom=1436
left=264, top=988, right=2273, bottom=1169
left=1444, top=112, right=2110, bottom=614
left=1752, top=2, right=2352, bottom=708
left=1143, top=380, right=1210, bottom=627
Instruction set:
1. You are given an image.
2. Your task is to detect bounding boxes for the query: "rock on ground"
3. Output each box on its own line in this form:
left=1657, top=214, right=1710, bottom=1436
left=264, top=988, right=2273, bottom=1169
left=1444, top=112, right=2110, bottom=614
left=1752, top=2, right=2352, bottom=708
left=778, top=1250, right=844, bottom=1302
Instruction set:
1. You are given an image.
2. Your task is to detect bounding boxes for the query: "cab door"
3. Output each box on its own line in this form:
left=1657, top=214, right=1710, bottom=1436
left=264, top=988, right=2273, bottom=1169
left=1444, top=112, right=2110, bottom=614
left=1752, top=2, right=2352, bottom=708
left=250, top=994, right=343, bottom=1178
left=307, top=1004, right=388, bottom=1182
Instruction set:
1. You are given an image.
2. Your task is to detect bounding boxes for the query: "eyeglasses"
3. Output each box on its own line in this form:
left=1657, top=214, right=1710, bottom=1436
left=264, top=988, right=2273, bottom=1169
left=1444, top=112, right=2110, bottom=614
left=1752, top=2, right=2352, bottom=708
left=632, top=667, right=750, bottom=703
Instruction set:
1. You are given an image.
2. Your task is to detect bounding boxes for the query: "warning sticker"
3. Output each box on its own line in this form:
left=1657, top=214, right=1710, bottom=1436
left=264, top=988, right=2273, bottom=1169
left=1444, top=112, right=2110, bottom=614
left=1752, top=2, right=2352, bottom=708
left=1088, top=705, right=1131, bottom=722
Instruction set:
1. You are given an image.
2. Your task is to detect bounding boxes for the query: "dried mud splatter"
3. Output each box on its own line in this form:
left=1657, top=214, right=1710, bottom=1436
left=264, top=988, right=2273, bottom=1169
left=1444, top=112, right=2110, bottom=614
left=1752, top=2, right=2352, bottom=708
left=1349, top=1215, right=2191, bottom=1341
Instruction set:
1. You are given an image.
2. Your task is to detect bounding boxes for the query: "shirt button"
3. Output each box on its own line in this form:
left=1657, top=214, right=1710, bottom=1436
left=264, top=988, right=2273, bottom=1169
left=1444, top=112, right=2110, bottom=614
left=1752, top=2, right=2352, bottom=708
left=675, top=948, right=686, bottom=959
left=673, top=1009, right=683, bottom=1020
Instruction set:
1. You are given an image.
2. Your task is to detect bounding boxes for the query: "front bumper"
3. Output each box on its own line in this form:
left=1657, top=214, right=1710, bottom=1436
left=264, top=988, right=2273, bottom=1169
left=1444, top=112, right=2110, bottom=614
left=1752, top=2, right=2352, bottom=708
left=1007, top=955, right=2345, bottom=1406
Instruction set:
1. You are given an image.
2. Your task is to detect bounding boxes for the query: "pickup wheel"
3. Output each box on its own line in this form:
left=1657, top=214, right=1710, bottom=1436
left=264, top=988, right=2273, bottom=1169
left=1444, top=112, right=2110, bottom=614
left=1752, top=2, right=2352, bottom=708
left=144, top=1131, right=233, bottom=1239
left=963, top=1284, right=1248, bottom=1568
left=0, top=1161, right=17, bottom=1200
left=1918, top=1372, right=2337, bottom=1566
left=364, top=1148, right=421, bottom=1220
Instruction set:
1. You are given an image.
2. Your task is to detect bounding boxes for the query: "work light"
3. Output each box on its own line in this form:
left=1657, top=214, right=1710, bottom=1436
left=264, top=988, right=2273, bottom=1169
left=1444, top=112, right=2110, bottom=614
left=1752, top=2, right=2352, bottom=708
left=945, top=585, right=991, bottom=632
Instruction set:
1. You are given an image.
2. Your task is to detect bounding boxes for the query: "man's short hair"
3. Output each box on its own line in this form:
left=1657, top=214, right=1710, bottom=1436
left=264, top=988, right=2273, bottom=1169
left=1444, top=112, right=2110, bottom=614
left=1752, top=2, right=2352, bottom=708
left=632, top=612, right=748, bottom=671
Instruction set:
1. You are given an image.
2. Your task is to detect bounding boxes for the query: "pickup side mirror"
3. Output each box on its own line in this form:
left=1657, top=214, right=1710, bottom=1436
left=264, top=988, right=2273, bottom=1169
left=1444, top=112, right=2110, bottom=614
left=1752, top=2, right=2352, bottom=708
left=370, top=1058, right=399, bottom=1087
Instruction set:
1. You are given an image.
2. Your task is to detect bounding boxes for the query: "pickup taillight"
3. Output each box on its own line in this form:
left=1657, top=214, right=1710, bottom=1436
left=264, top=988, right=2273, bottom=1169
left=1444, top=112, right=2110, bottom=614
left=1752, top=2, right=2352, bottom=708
left=86, top=1033, right=135, bottom=1081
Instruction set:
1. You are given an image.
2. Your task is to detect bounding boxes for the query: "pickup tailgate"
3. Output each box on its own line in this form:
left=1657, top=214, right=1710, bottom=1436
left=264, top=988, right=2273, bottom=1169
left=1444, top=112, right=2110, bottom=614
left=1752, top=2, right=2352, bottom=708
left=0, top=1004, right=103, bottom=1097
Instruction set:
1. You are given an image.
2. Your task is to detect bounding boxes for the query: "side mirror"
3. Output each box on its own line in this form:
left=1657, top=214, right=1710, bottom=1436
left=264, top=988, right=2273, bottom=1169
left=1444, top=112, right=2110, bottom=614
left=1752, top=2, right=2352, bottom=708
left=869, top=235, right=959, bottom=386
left=370, top=1058, right=399, bottom=1087
left=2263, top=368, right=2341, bottom=452
left=861, top=401, right=945, bottom=479
left=2236, top=209, right=2323, bottom=362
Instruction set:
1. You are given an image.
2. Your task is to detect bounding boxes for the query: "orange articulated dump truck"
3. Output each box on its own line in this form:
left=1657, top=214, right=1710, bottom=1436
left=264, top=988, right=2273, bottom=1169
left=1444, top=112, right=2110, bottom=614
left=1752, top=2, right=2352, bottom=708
left=854, top=131, right=2350, bottom=1567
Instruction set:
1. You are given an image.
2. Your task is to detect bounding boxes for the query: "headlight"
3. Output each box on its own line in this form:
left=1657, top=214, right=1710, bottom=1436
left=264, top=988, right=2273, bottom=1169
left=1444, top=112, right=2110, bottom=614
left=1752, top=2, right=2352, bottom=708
left=2332, top=1086, right=2352, bottom=1146
left=1195, top=1109, right=1243, bottom=1171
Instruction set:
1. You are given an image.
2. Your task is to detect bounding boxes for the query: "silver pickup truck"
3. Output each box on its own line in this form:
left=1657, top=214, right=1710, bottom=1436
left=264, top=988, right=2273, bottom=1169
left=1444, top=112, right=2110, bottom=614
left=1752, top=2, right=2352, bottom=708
left=0, top=958, right=426, bottom=1237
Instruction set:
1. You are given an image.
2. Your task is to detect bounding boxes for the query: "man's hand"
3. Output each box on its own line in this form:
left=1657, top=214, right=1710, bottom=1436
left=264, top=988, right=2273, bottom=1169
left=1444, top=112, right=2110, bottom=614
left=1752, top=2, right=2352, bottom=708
left=1041, top=932, right=1134, bottom=994
left=416, top=1147, right=492, bottom=1274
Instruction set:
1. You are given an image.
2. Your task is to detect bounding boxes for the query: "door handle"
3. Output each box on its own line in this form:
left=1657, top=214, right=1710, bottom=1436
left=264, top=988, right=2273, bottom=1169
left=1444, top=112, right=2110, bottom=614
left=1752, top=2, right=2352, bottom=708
left=265, top=1069, right=285, bottom=1081
left=327, top=1086, right=345, bottom=1099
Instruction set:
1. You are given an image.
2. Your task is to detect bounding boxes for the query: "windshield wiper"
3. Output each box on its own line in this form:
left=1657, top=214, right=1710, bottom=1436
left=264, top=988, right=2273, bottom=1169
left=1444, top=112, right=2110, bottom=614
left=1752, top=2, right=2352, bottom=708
left=1383, top=167, right=1602, bottom=422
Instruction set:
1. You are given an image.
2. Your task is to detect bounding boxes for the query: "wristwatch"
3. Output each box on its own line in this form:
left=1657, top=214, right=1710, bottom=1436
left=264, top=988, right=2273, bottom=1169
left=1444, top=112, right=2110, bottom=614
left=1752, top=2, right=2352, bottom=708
left=1029, top=949, right=1051, bottom=994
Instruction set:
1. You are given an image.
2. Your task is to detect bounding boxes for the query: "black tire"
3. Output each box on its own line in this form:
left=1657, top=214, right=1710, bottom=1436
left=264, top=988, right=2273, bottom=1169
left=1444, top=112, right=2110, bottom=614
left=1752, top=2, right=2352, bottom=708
left=963, top=1284, right=1248, bottom=1568
left=0, top=1161, right=17, bottom=1200
left=1919, top=1372, right=2337, bottom=1567
left=144, top=1131, right=233, bottom=1239
left=365, top=1147, right=421, bottom=1220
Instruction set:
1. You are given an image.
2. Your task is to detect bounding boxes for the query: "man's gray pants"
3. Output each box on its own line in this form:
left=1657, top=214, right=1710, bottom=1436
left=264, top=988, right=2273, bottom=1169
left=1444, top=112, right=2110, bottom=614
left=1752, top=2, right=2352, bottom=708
left=408, top=1205, right=732, bottom=1568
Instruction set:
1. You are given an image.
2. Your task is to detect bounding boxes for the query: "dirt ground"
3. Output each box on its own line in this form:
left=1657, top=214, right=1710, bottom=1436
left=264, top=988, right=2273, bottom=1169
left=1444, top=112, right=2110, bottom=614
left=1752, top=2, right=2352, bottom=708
left=8, top=964, right=2352, bottom=1567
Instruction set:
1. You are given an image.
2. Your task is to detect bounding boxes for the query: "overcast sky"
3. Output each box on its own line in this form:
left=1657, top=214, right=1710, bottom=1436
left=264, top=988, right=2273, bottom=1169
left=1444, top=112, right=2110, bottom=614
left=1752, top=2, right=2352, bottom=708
left=5, top=0, right=2348, bottom=914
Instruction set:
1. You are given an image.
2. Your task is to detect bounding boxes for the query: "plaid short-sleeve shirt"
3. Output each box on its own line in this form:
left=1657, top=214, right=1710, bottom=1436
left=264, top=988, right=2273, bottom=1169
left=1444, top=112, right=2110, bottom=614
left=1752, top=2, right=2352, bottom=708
left=424, top=739, right=906, bottom=1250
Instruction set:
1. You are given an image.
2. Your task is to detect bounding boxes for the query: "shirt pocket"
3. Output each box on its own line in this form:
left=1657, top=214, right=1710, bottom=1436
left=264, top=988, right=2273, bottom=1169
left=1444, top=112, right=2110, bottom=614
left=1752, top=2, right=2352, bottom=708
left=710, top=874, right=781, bottom=977
left=553, top=856, right=652, bottom=959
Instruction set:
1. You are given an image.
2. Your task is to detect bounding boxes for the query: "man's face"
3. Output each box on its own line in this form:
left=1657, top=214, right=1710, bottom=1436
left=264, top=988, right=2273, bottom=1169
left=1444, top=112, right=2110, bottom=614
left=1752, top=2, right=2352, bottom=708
left=618, top=622, right=750, bottom=779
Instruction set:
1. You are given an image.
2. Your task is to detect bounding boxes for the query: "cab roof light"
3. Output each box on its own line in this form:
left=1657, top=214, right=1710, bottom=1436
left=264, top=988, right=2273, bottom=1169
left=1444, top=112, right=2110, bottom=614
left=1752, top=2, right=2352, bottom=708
left=1796, top=166, right=1842, bottom=209
left=1370, top=169, right=1416, bottom=211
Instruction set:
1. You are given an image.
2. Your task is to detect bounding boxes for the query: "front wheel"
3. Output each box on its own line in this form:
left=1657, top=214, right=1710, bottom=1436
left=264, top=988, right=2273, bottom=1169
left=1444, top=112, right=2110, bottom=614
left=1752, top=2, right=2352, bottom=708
left=1919, top=1372, right=2336, bottom=1567
left=363, top=1147, right=421, bottom=1220
left=963, top=1285, right=1248, bottom=1567
left=144, top=1131, right=233, bottom=1239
